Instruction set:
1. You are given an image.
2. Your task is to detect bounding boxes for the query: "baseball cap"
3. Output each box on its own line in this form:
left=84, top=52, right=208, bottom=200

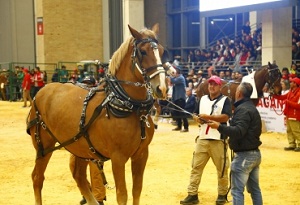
left=290, top=77, right=300, bottom=86
left=208, top=75, right=222, bottom=86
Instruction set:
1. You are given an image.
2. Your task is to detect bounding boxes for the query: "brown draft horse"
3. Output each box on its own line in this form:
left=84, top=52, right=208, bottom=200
left=195, top=62, right=282, bottom=106
left=27, top=24, right=175, bottom=205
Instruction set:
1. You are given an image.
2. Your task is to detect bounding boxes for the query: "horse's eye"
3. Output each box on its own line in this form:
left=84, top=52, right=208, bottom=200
left=140, top=50, right=147, bottom=56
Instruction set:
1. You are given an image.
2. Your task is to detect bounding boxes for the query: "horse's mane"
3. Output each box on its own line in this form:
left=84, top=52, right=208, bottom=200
left=108, top=28, right=157, bottom=76
left=108, top=37, right=133, bottom=76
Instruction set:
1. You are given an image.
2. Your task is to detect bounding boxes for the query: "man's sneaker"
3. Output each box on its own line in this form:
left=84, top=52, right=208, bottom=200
left=180, top=194, right=199, bottom=204
left=216, top=195, right=227, bottom=205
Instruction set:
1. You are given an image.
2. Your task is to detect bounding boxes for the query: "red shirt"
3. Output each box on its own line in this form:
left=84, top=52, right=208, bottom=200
left=34, top=71, right=45, bottom=87
left=22, top=73, right=32, bottom=90
left=273, top=87, right=300, bottom=120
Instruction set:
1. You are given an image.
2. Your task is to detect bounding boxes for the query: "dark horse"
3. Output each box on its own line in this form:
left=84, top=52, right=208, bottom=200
left=26, top=24, right=175, bottom=205
left=196, top=62, right=282, bottom=106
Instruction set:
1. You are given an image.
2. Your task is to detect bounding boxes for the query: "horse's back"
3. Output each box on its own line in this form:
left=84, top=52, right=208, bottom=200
left=29, top=82, right=154, bottom=159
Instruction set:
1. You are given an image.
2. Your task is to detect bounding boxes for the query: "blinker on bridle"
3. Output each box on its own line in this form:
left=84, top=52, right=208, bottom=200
left=132, top=38, right=165, bottom=81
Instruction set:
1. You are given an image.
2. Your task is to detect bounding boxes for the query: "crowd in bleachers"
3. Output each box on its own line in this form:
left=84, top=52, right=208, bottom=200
left=174, top=21, right=300, bottom=82
left=175, top=21, right=263, bottom=77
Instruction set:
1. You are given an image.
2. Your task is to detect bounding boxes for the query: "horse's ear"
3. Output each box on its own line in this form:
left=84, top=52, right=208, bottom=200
left=268, top=61, right=272, bottom=68
left=151, top=23, right=160, bottom=36
left=128, top=25, right=142, bottom=40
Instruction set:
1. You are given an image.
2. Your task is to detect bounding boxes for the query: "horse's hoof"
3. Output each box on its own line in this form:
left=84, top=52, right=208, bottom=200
left=79, top=196, right=87, bottom=205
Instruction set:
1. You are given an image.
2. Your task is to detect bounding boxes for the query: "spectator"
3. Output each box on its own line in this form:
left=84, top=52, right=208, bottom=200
left=280, top=78, right=290, bottom=95
left=273, top=77, right=300, bottom=151
left=32, top=66, right=45, bottom=98
left=180, top=75, right=231, bottom=205
left=281, top=67, right=289, bottom=80
left=59, top=65, right=69, bottom=83
left=21, top=68, right=32, bottom=107
left=208, top=82, right=263, bottom=205
left=43, top=71, right=48, bottom=84
left=16, top=66, right=24, bottom=101
left=292, top=43, right=300, bottom=62
left=224, top=70, right=232, bottom=81
left=180, top=87, right=196, bottom=132
left=168, top=66, right=187, bottom=131
left=219, top=71, right=225, bottom=79
left=289, top=62, right=297, bottom=77
left=51, top=68, right=59, bottom=82
left=242, top=21, right=251, bottom=35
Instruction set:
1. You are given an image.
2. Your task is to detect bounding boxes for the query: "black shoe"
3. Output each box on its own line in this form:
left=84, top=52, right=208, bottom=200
left=216, top=195, right=227, bottom=205
left=180, top=194, right=199, bottom=204
left=80, top=196, right=87, bottom=205
left=294, top=147, right=300, bottom=152
left=172, top=127, right=181, bottom=131
left=180, top=129, right=189, bottom=132
left=284, top=147, right=295, bottom=151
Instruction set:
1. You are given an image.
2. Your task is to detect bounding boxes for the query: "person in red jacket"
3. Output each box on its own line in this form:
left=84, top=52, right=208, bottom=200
left=21, top=68, right=32, bottom=107
left=32, top=66, right=45, bottom=98
left=273, top=77, right=300, bottom=152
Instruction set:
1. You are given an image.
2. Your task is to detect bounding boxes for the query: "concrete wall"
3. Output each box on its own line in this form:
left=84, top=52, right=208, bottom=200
left=144, top=0, right=167, bottom=47
left=36, top=0, right=103, bottom=65
left=0, top=0, right=35, bottom=63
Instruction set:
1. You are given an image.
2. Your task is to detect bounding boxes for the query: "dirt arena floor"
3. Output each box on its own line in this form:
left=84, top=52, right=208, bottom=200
left=0, top=101, right=299, bottom=205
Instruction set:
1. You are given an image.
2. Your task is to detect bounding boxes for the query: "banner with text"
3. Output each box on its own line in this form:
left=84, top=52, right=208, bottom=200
left=256, top=96, right=286, bottom=133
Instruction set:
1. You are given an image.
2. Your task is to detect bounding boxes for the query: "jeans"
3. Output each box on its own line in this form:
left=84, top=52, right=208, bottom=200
left=231, top=149, right=263, bottom=205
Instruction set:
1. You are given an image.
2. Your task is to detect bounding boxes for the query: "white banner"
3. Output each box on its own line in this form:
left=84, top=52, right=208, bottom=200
left=256, top=96, right=286, bottom=133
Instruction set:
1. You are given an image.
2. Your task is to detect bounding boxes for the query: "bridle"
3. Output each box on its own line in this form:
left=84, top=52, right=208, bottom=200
left=265, top=65, right=281, bottom=95
left=131, top=38, right=166, bottom=81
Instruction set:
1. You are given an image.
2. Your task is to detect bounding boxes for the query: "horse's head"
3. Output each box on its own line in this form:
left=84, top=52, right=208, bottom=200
left=266, top=62, right=282, bottom=95
left=128, top=24, right=169, bottom=99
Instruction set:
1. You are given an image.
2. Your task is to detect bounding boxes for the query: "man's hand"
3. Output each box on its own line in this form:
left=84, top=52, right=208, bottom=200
left=193, top=114, right=209, bottom=124
left=207, top=120, right=220, bottom=129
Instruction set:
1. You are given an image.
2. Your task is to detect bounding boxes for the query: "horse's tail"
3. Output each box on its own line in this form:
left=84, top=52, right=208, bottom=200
left=26, top=100, right=38, bottom=135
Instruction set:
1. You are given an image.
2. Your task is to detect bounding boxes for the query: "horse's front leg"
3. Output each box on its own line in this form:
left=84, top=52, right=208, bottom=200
left=69, top=155, right=98, bottom=205
left=111, top=155, right=128, bottom=205
left=131, top=147, right=149, bottom=205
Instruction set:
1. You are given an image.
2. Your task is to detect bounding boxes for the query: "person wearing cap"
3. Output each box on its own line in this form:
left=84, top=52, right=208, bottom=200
left=273, top=77, right=300, bottom=152
left=208, top=82, right=263, bottom=205
left=180, top=75, right=231, bottom=205
left=21, top=68, right=32, bottom=107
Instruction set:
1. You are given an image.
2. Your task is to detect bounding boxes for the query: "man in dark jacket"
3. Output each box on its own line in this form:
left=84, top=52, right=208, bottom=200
left=168, top=66, right=187, bottom=131
left=208, top=82, right=263, bottom=205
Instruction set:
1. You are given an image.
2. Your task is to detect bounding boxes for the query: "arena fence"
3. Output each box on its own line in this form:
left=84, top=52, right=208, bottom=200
left=0, top=60, right=263, bottom=102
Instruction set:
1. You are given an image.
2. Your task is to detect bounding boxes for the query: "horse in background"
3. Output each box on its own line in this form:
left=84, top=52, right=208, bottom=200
left=27, top=24, right=174, bottom=205
left=196, top=62, right=282, bottom=106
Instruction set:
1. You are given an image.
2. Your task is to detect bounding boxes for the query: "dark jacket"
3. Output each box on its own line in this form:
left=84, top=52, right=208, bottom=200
left=185, top=94, right=196, bottom=113
left=170, top=74, right=186, bottom=101
left=218, top=98, right=262, bottom=152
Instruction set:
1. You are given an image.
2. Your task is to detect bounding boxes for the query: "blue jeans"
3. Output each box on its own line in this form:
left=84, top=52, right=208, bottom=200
left=231, top=149, right=263, bottom=205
